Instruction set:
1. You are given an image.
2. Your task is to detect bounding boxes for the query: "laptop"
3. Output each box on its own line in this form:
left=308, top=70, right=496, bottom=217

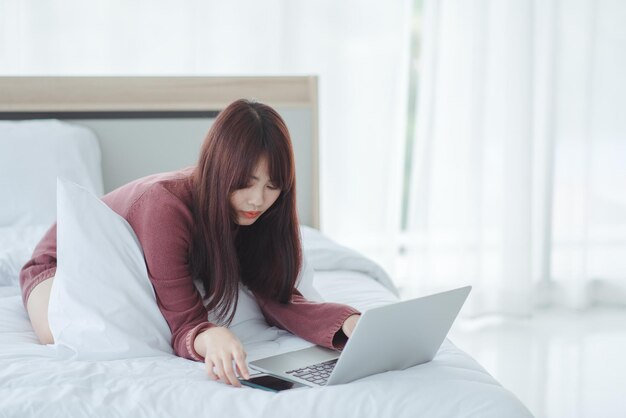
left=248, top=285, right=471, bottom=387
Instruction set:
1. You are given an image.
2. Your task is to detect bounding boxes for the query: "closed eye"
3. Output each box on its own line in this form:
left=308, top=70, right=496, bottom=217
left=238, top=179, right=278, bottom=190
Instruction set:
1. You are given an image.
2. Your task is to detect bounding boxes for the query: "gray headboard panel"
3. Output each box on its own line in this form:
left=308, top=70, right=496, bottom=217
left=0, top=76, right=319, bottom=227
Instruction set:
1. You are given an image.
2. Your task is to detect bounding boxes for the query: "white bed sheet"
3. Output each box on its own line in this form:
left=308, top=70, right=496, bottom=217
left=0, top=270, right=532, bottom=418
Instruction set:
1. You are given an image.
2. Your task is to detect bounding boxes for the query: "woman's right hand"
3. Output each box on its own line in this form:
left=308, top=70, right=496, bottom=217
left=197, top=326, right=251, bottom=387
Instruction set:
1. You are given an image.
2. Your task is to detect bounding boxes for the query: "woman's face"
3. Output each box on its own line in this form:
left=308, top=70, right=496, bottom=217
left=230, top=156, right=281, bottom=225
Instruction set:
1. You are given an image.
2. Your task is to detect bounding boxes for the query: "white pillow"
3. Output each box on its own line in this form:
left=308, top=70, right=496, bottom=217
left=194, top=238, right=323, bottom=345
left=296, top=249, right=324, bottom=302
left=47, top=178, right=322, bottom=359
left=0, top=120, right=104, bottom=227
left=300, top=225, right=399, bottom=296
left=48, top=178, right=173, bottom=360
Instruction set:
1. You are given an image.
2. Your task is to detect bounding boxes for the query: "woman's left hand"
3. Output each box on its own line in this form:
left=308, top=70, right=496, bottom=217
left=341, top=314, right=361, bottom=338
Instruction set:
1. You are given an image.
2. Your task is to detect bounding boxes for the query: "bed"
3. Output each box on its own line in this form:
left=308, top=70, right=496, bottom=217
left=0, top=76, right=532, bottom=417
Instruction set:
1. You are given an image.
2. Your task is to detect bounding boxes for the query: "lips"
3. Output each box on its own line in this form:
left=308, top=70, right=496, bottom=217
left=242, top=211, right=261, bottom=219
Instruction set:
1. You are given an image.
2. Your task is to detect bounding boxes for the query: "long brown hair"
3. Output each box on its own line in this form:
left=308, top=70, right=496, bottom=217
left=190, top=99, right=302, bottom=326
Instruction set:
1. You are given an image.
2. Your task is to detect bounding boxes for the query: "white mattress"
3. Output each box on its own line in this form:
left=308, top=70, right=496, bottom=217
left=0, top=270, right=532, bottom=417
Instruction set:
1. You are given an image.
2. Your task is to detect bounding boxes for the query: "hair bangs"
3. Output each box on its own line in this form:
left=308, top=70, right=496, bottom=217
left=265, top=148, right=292, bottom=193
left=262, top=119, right=295, bottom=194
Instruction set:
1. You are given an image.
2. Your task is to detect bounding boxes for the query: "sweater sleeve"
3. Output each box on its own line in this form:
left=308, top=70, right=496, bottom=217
left=254, top=288, right=361, bottom=351
left=127, top=185, right=215, bottom=362
left=19, top=224, right=58, bottom=309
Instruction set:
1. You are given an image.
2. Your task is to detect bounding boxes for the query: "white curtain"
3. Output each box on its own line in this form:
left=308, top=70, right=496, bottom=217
left=408, top=0, right=626, bottom=315
left=0, top=0, right=412, bottom=274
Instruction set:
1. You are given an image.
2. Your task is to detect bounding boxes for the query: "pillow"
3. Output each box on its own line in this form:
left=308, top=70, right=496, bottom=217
left=47, top=178, right=173, bottom=360
left=192, top=237, right=323, bottom=345
left=0, top=119, right=104, bottom=227
left=295, top=248, right=324, bottom=302
left=300, top=225, right=399, bottom=296
left=47, top=178, right=322, bottom=359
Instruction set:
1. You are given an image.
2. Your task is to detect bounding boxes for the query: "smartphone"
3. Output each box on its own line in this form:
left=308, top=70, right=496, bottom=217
left=239, top=374, right=308, bottom=392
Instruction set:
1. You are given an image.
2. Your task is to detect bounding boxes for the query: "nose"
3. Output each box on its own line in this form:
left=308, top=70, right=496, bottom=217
left=247, top=185, right=264, bottom=208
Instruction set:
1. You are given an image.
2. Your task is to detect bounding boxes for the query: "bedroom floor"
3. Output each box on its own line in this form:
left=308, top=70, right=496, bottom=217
left=446, top=307, right=626, bottom=418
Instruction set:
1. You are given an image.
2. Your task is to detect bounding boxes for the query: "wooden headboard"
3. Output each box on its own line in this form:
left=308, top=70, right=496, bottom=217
left=0, top=76, right=319, bottom=227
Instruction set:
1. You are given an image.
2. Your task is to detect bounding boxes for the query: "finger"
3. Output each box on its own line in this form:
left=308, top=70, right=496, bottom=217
left=222, top=356, right=241, bottom=387
left=212, top=356, right=226, bottom=383
left=233, top=350, right=251, bottom=379
left=205, top=358, right=218, bottom=381
left=235, top=362, right=250, bottom=381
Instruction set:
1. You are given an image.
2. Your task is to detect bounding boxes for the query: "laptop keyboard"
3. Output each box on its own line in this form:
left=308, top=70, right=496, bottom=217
left=286, top=358, right=338, bottom=385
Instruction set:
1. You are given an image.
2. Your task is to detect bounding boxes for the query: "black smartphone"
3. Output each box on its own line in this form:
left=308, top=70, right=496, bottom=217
left=239, top=374, right=308, bottom=392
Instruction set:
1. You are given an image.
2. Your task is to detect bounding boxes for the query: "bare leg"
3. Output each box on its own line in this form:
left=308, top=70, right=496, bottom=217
left=26, top=277, right=55, bottom=345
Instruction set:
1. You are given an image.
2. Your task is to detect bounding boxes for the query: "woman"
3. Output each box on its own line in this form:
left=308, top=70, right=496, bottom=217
left=19, top=99, right=361, bottom=388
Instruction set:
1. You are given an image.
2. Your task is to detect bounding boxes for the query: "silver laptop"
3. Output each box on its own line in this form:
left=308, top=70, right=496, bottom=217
left=248, top=285, right=471, bottom=387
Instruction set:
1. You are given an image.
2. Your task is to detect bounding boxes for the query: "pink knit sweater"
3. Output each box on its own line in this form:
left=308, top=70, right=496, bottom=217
left=19, top=168, right=360, bottom=361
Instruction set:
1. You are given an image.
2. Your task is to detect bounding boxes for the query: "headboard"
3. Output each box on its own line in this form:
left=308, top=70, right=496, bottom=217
left=0, top=76, right=319, bottom=228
